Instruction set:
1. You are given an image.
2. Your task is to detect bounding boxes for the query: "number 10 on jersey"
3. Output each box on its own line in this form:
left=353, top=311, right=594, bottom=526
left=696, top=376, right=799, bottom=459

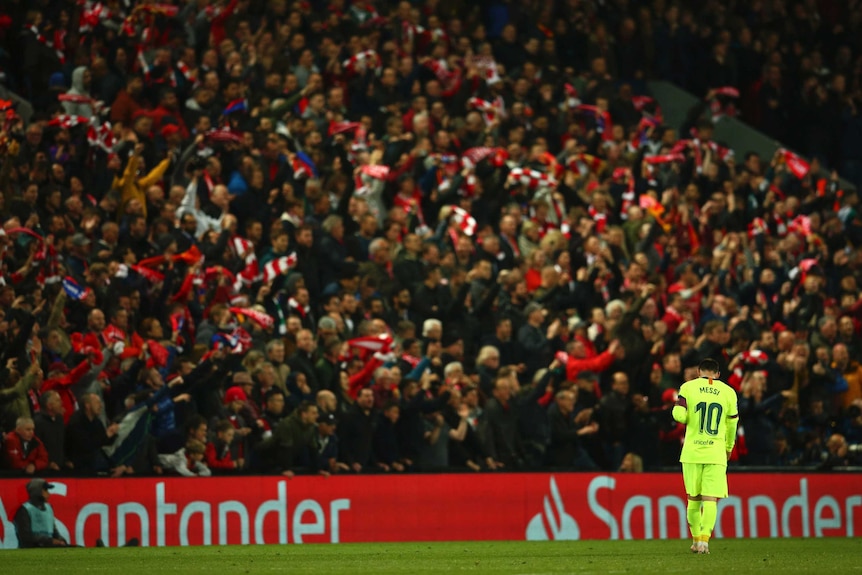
left=695, top=401, right=723, bottom=436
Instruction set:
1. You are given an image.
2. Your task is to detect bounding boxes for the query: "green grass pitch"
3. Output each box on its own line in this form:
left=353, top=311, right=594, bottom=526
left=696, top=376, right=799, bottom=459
left=3, top=538, right=859, bottom=573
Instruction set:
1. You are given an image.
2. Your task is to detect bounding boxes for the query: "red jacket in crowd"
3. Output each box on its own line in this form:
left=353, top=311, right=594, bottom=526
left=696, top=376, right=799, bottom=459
left=3, top=431, right=49, bottom=472
left=205, top=440, right=236, bottom=470
left=565, top=350, right=616, bottom=383
left=41, top=357, right=96, bottom=425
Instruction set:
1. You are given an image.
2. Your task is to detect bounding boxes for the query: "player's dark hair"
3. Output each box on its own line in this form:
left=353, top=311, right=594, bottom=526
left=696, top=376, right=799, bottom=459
left=699, top=358, right=720, bottom=375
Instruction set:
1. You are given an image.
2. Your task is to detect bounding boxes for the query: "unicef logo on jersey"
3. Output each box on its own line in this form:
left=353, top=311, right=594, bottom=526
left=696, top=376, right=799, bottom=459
left=525, top=476, right=580, bottom=541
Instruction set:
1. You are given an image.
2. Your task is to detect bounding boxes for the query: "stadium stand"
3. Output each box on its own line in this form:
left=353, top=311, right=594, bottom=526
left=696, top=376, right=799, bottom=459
left=0, top=0, right=861, bottom=477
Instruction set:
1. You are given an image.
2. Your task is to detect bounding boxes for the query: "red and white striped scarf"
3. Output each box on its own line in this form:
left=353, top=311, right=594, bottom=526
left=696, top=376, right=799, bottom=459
left=787, top=214, right=812, bottom=237
left=613, top=167, right=636, bottom=220
left=343, top=50, right=381, bottom=76
left=778, top=148, right=810, bottom=179
left=232, top=237, right=254, bottom=260
left=467, top=96, right=504, bottom=126
left=261, top=253, right=298, bottom=285
left=461, top=147, right=508, bottom=169
left=706, top=141, right=734, bottom=162
left=393, top=191, right=427, bottom=228
left=175, top=60, right=196, bottom=86
left=450, top=206, right=477, bottom=236
left=506, top=168, right=556, bottom=191
left=233, top=258, right=259, bottom=293
left=748, top=217, right=768, bottom=240
left=459, top=173, right=477, bottom=197
left=644, top=153, right=686, bottom=165
left=233, top=237, right=260, bottom=293
left=566, top=153, right=603, bottom=176
left=425, top=58, right=454, bottom=83
left=631, top=95, right=663, bottom=122
left=427, top=26, right=448, bottom=44
left=34, top=243, right=60, bottom=285
left=86, top=121, right=117, bottom=153
left=423, top=59, right=462, bottom=96
left=359, top=164, right=389, bottom=180
left=288, top=297, right=310, bottom=318
left=48, top=115, right=90, bottom=129
left=349, top=333, right=394, bottom=354
left=205, top=127, right=244, bottom=144
left=57, top=93, right=98, bottom=108
left=329, top=121, right=362, bottom=137
left=672, top=138, right=734, bottom=174
left=347, top=125, right=368, bottom=164
left=7, top=227, right=60, bottom=285
left=588, top=206, right=608, bottom=234
left=564, top=84, right=581, bottom=109
left=741, top=349, right=769, bottom=366
left=131, top=264, right=165, bottom=283
left=79, top=1, right=116, bottom=34
left=30, top=26, right=65, bottom=63
left=354, top=164, right=389, bottom=196
left=709, top=86, right=740, bottom=122
left=788, top=258, right=819, bottom=283
left=230, top=306, right=274, bottom=330
left=642, top=152, right=686, bottom=183
left=102, top=324, right=127, bottom=345
left=401, top=20, right=426, bottom=46
left=470, top=55, right=502, bottom=85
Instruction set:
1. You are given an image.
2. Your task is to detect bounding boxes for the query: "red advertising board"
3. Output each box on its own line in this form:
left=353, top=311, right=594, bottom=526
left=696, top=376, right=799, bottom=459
left=0, top=473, right=860, bottom=548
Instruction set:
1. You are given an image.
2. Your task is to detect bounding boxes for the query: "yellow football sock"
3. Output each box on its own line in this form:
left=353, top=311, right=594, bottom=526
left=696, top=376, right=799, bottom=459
left=686, top=500, right=702, bottom=539
left=701, top=500, right=717, bottom=541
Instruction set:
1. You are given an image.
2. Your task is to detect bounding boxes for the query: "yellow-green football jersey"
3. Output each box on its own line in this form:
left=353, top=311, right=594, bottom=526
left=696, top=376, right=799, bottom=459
left=673, top=377, right=739, bottom=465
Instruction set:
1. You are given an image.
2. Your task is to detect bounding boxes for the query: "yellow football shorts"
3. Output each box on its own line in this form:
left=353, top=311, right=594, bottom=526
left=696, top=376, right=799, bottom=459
left=682, top=462, right=728, bottom=498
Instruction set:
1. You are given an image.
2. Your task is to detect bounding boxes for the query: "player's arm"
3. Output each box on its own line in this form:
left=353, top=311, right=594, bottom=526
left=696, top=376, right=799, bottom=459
left=672, top=392, right=688, bottom=424
left=725, top=390, right=739, bottom=457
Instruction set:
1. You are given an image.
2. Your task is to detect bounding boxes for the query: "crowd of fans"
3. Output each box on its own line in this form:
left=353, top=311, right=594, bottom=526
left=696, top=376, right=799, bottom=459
left=1, top=0, right=862, bottom=479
